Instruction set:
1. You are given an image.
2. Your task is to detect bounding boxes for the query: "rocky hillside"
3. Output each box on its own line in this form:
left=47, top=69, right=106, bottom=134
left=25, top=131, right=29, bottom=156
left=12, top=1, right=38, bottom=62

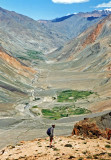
left=48, top=14, right=111, bottom=65
left=0, top=7, right=68, bottom=55
left=0, top=47, right=36, bottom=116
left=48, top=14, right=111, bottom=79
left=0, top=136, right=111, bottom=160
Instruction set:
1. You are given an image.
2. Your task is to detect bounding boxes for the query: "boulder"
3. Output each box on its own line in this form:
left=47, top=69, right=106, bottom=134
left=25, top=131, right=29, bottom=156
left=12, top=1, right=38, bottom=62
left=72, top=118, right=107, bottom=138
left=106, top=128, right=111, bottom=140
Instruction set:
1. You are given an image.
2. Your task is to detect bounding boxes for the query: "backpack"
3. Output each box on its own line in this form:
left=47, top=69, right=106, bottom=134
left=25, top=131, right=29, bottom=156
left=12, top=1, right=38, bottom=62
left=47, top=127, right=51, bottom=136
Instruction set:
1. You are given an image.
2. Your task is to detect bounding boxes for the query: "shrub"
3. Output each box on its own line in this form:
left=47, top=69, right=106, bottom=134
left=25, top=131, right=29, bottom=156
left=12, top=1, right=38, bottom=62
left=32, top=106, right=38, bottom=108
left=105, top=145, right=111, bottom=148
left=53, top=148, right=60, bottom=151
left=78, top=158, right=83, bottom=160
left=64, top=144, right=72, bottom=147
left=108, top=153, right=111, bottom=156
left=68, top=156, right=75, bottom=159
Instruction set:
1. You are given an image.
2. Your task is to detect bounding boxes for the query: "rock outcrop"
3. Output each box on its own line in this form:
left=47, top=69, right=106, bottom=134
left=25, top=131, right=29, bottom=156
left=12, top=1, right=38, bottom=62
left=72, top=118, right=107, bottom=138
left=106, top=128, right=111, bottom=140
left=72, top=112, right=111, bottom=140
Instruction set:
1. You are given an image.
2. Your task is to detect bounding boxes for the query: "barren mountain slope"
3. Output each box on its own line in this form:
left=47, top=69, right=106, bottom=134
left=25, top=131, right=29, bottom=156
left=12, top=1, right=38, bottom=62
left=0, top=47, right=36, bottom=116
left=0, top=7, right=68, bottom=55
left=48, top=15, right=111, bottom=64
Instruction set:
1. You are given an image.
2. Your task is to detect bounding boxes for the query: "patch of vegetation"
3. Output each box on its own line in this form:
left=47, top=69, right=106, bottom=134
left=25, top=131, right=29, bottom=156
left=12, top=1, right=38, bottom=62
left=7, top=145, right=15, bottom=149
left=100, top=159, right=110, bottom=160
left=17, top=56, right=29, bottom=61
left=64, top=144, right=72, bottom=147
left=106, top=141, right=110, bottom=144
left=87, top=156, right=93, bottom=159
left=17, top=50, right=45, bottom=61
left=34, top=97, right=40, bottom=101
left=38, top=145, right=42, bottom=147
left=93, top=155, right=99, bottom=159
left=16, top=143, right=23, bottom=146
left=53, top=147, right=60, bottom=151
left=25, top=102, right=29, bottom=105
left=26, top=50, right=44, bottom=60
left=108, top=153, right=111, bottom=157
left=98, top=152, right=106, bottom=156
left=68, top=156, right=75, bottom=159
left=105, top=145, right=111, bottom=148
left=57, top=90, right=94, bottom=102
left=82, top=151, right=87, bottom=154
left=32, top=106, right=38, bottom=109
left=42, top=106, right=91, bottom=120
left=78, top=158, right=83, bottom=160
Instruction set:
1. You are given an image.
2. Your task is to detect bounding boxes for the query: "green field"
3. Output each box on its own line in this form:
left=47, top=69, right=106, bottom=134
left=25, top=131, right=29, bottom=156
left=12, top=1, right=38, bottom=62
left=26, top=50, right=44, bottom=60
left=17, top=50, right=45, bottom=61
left=32, top=106, right=38, bottom=109
left=57, top=90, right=94, bottom=102
left=42, top=106, right=91, bottom=120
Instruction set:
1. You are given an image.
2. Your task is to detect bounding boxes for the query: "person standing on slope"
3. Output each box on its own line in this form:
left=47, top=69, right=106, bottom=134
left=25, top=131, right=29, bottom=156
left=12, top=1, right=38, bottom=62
left=47, top=124, right=55, bottom=147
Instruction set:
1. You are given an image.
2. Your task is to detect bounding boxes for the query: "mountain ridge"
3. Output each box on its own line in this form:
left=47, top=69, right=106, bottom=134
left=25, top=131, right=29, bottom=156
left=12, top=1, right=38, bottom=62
left=38, top=9, right=111, bottom=23
left=48, top=14, right=111, bottom=63
left=0, top=7, right=109, bottom=57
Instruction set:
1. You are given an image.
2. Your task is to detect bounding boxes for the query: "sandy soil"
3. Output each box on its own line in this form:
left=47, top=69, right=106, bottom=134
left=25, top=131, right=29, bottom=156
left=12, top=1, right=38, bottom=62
left=0, top=135, right=111, bottom=160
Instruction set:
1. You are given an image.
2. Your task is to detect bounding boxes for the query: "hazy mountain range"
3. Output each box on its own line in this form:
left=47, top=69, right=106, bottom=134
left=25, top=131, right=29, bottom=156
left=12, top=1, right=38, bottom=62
left=38, top=9, right=111, bottom=41
left=1, top=7, right=111, bottom=57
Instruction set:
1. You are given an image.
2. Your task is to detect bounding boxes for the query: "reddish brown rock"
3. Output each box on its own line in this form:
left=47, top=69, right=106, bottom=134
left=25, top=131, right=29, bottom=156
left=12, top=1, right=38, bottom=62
left=72, top=118, right=107, bottom=138
left=82, top=22, right=104, bottom=48
left=72, top=128, right=79, bottom=136
left=0, top=49, right=36, bottom=77
left=106, top=128, right=111, bottom=140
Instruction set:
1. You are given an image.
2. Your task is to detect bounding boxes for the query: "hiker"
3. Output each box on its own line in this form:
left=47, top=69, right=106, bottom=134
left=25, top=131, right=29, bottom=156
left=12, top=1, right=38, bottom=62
left=47, top=124, right=55, bottom=147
